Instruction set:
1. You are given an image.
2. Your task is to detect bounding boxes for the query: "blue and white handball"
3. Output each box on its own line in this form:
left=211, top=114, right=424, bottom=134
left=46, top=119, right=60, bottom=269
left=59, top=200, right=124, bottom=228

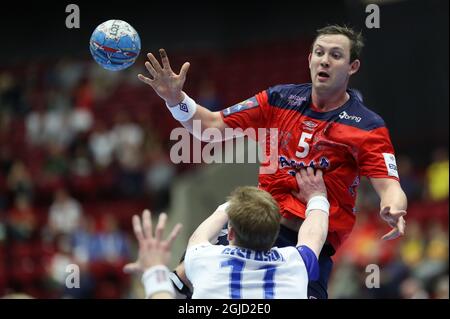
left=89, top=20, right=141, bottom=71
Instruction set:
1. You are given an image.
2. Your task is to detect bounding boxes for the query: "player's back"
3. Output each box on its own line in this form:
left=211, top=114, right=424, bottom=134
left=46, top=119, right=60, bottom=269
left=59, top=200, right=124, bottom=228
left=184, top=244, right=310, bottom=299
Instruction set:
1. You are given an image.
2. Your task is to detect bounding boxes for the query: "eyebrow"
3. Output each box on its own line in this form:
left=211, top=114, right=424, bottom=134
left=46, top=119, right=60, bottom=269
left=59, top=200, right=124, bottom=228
left=314, top=44, right=345, bottom=51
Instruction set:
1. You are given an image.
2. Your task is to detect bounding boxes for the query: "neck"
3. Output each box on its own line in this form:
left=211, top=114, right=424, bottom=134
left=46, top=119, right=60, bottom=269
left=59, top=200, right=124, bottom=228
left=311, top=86, right=350, bottom=112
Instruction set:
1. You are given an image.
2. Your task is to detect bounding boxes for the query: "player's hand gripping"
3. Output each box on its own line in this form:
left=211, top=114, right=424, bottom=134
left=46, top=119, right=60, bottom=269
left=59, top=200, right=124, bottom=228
left=292, top=167, right=327, bottom=203
left=379, top=206, right=406, bottom=240
left=138, top=48, right=190, bottom=106
left=123, top=209, right=183, bottom=274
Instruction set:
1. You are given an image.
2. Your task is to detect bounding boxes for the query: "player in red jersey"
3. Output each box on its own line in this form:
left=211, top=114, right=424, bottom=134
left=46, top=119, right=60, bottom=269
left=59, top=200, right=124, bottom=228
left=138, top=25, right=407, bottom=298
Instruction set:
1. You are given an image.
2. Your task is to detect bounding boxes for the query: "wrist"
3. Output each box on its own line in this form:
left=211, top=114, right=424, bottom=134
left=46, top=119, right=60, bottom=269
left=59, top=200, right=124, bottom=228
left=141, top=265, right=175, bottom=299
left=165, top=92, right=197, bottom=122
left=166, top=93, right=185, bottom=107
left=305, top=195, right=330, bottom=217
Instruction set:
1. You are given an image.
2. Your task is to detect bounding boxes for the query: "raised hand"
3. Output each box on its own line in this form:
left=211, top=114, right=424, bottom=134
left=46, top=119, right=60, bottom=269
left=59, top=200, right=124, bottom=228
left=123, top=209, right=183, bottom=274
left=138, top=48, right=190, bottom=106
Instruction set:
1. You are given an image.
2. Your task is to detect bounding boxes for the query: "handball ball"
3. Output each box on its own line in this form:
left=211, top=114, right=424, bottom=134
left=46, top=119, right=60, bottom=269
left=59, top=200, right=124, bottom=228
left=89, top=20, right=141, bottom=71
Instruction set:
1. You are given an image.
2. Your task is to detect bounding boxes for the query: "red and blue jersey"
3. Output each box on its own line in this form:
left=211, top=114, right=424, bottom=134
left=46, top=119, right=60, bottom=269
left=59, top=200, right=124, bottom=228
left=221, top=83, right=399, bottom=251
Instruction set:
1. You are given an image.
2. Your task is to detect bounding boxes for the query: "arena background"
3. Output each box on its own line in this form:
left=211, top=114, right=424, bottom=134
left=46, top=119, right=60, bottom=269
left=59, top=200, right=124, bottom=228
left=0, top=0, right=448, bottom=299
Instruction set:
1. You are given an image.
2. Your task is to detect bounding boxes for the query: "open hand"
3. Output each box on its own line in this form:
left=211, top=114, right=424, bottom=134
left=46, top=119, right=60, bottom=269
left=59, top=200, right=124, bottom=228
left=138, top=48, right=190, bottom=106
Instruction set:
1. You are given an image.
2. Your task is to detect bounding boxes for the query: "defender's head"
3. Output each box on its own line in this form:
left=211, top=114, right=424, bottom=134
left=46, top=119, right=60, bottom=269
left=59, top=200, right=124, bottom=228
left=226, top=186, right=280, bottom=251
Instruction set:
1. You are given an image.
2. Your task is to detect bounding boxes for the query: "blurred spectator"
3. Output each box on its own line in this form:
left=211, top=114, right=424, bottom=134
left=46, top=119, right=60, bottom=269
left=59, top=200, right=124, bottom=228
left=144, top=138, right=176, bottom=212
left=69, top=143, right=94, bottom=178
left=112, top=112, right=144, bottom=197
left=413, top=221, right=448, bottom=285
left=40, top=142, right=69, bottom=185
left=399, top=277, right=430, bottom=299
left=433, top=276, right=449, bottom=299
left=90, top=215, right=130, bottom=263
left=426, top=147, right=449, bottom=201
left=46, top=188, right=83, bottom=238
left=7, top=195, right=37, bottom=241
left=70, top=77, right=94, bottom=134
left=25, top=107, right=47, bottom=146
left=399, top=220, right=426, bottom=267
left=328, top=255, right=361, bottom=298
left=71, top=215, right=95, bottom=264
left=6, top=160, right=34, bottom=201
left=89, top=120, right=116, bottom=169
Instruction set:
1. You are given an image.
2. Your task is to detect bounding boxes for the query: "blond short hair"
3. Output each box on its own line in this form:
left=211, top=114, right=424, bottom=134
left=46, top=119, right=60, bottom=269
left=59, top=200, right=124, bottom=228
left=227, top=186, right=280, bottom=251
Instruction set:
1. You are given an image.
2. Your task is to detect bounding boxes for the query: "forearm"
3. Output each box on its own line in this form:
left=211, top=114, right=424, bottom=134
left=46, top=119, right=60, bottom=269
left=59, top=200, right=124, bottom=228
left=179, top=105, right=226, bottom=142
left=189, top=208, right=229, bottom=245
left=297, top=210, right=329, bottom=258
left=377, top=180, right=408, bottom=211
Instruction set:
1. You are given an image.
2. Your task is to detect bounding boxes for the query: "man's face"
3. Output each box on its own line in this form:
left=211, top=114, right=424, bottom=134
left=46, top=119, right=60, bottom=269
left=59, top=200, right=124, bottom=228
left=309, top=34, right=360, bottom=92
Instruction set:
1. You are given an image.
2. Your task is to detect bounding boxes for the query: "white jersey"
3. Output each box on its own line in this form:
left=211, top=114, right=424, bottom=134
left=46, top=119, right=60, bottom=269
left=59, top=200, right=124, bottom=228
left=184, top=243, right=318, bottom=299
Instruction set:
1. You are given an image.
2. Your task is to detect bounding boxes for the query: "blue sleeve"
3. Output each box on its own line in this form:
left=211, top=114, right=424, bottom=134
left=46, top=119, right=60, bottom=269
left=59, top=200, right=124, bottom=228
left=296, top=245, right=320, bottom=281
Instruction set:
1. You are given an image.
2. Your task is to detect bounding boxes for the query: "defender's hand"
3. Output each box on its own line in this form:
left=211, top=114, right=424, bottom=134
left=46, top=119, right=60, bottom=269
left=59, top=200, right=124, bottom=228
left=292, top=167, right=327, bottom=204
left=123, top=209, right=182, bottom=274
left=138, top=48, right=190, bottom=106
left=380, top=206, right=407, bottom=240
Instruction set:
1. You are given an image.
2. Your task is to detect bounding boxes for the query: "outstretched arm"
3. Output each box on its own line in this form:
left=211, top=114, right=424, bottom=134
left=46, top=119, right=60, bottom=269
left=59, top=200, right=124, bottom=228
left=370, top=177, right=407, bottom=240
left=187, top=203, right=229, bottom=248
left=293, top=168, right=330, bottom=259
left=138, top=49, right=227, bottom=141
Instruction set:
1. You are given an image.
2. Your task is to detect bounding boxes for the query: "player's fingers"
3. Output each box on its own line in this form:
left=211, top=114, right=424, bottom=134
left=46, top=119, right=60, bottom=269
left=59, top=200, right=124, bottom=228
left=166, top=223, right=183, bottom=249
left=381, top=228, right=400, bottom=241
left=315, top=169, right=323, bottom=179
left=155, top=213, right=168, bottom=242
left=159, top=48, right=173, bottom=72
left=142, top=209, right=153, bottom=240
left=379, top=206, right=391, bottom=219
left=392, top=210, right=407, bottom=218
left=397, top=216, right=406, bottom=236
left=132, top=215, right=145, bottom=243
left=138, top=74, right=154, bottom=86
left=123, top=263, right=140, bottom=274
left=179, top=62, right=190, bottom=79
left=144, top=62, right=158, bottom=78
left=306, top=166, right=315, bottom=177
left=299, top=168, right=308, bottom=180
left=147, top=53, right=163, bottom=73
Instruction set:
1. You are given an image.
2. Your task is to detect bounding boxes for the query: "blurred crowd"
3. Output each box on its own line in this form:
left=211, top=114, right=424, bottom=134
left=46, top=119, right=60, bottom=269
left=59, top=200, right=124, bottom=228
left=0, top=48, right=448, bottom=298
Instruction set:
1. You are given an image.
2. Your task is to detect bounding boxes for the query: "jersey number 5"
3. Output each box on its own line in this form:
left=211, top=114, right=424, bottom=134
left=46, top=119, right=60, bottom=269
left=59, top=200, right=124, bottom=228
left=220, top=258, right=277, bottom=298
left=296, top=132, right=313, bottom=158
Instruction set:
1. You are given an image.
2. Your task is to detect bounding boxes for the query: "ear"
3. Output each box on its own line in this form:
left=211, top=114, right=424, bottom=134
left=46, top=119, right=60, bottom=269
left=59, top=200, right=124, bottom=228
left=349, top=59, right=360, bottom=76
left=227, top=226, right=235, bottom=242
left=308, top=52, right=312, bottom=69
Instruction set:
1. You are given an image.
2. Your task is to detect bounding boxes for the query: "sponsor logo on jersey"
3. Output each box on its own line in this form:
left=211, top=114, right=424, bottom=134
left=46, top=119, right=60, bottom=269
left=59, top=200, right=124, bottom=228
left=223, top=96, right=259, bottom=117
left=382, top=153, right=399, bottom=178
left=302, top=120, right=318, bottom=131
left=287, top=95, right=307, bottom=107
left=279, top=156, right=330, bottom=173
left=339, top=111, right=362, bottom=123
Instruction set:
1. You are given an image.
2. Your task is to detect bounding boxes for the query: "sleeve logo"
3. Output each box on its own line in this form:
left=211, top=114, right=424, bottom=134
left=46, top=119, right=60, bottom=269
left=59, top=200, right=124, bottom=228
left=222, top=96, right=259, bottom=117
left=382, top=153, right=399, bottom=178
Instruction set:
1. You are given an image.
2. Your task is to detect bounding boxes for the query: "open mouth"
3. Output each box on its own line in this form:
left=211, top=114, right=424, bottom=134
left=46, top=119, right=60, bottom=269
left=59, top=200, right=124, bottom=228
left=318, top=71, right=330, bottom=78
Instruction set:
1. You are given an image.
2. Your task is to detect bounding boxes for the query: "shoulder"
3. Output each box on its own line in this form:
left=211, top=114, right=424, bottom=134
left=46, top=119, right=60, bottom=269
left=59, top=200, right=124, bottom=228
left=265, top=83, right=312, bottom=108
left=338, top=89, right=387, bottom=131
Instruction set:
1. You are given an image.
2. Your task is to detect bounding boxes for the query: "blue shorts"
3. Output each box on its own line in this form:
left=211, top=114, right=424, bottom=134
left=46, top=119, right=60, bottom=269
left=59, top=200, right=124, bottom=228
left=216, top=223, right=334, bottom=299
